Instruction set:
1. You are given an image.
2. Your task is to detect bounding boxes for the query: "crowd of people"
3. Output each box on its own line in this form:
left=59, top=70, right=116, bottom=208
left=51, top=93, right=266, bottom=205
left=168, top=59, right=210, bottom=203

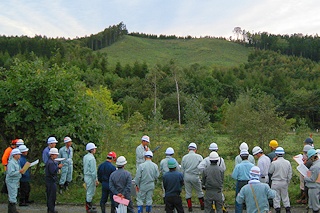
left=1, top=135, right=320, bottom=213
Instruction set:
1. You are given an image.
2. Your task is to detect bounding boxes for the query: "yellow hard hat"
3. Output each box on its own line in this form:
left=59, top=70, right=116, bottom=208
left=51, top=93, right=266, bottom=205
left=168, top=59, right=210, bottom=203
left=269, top=140, right=278, bottom=148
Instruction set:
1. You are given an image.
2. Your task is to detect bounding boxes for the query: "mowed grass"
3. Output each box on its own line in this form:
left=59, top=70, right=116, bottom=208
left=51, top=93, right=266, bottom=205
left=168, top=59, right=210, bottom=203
left=0, top=132, right=315, bottom=207
left=100, top=35, right=250, bottom=69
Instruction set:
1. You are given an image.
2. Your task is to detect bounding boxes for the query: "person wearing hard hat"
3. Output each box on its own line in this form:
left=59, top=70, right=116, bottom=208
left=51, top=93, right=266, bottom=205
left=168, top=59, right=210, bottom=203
left=304, top=149, right=320, bottom=213
left=1, top=139, right=18, bottom=171
left=135, top=151, right=159, bottom=213
left=6, top=148, right=23, bottom=213
left=268, top=147, right=292, bottom=213
left=234, top=142, right=255, bottom=166
left=181, top=142, right=204, bottom=212
left=236, top=166, right=276, bottom=213
left=136, top=135, right=150, bottom=169
left=252, top=146, right=271, bottom=184
left=198, top=142, right=226, bottom=172
left=42, top=136, right=58, bottom=164
left=18, top=145, right=34, bottom=206
left=202, top=151, right=224, bottom=213
left=83, top=142, right=99, bottom=213
left=97, top=151, right=117, bottom=213
left=45, top=147, right=63, bottom=213
left=159, top=147, right=180, bottom=204
left=163, top=158, right=184, bottom=213
left=109, top=156, right=135, bottom=213
left=267, top=139, right=279, bottom=161
left=232, top=149, right=254, bottom=213
left=304, top=137, right=314, bottom=147
left=297, top=144, right=313, bottom=205
left=58, top=136, right=74, bottom=194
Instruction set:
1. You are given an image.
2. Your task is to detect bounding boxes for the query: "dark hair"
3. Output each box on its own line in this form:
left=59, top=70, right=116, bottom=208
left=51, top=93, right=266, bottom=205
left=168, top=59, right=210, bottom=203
left=241, top=155, right=249, bottom=160
left=210, top=160, right=218, bottom=164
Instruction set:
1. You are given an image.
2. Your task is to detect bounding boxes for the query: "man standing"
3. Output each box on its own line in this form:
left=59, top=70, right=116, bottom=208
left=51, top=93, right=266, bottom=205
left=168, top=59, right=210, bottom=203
left=267, top=140, right=278, bottom=161
left=109, top=156, right=134, bottom=213
left=2, top=139, right=18, bottom=171
left=136, top=135, right=150, bottom=169
left=135, top=151, right=159, bottom=213
left=232, top=149, right=254, bottom=213
left=202, top=151, right=224, bottom=213
left=163, top=158, right=184, bottom=213
left=181, top=142, right=204, bottom=212
left=234, top=142, right=255, bottom=165
left=42, top=136, right=58, bottom=164
left=198, top=142, right=226, bottom=172
left=252, top=146, right=271, bottom=184
left=269, top=147, right=292, bottom=213
left=6, top=148, right=23, bottom=213
left=83, top=142, right=99, bottom=213
left=45, top=148, right=63, bottom=213
left=236, top=166, right=276, bottom=213
left=58, top=136, right=74, bottom=194
left=303, top=149, right=320, bottom=213
left=18, top=145, right=33, bottom=206
left=98, top=151, right=117, bottom=213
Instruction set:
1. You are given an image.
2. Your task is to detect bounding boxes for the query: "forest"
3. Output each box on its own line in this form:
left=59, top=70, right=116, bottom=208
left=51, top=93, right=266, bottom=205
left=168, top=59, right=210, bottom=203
left=1, top=22, right=320, bottom=176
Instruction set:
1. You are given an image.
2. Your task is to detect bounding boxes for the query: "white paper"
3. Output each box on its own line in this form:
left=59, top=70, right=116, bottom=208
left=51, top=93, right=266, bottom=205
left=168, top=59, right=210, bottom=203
left=297, top=164, right=309, bottom=177
left=54, top=158, right=65, bottom=162
left=293, top=154, right=304, bottom=165
left=30, top=159, right=39, bottom=167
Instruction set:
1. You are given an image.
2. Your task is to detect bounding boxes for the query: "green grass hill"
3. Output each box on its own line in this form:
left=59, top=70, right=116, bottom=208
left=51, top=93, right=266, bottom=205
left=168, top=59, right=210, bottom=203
left=100, top=35, right=250, bottom=68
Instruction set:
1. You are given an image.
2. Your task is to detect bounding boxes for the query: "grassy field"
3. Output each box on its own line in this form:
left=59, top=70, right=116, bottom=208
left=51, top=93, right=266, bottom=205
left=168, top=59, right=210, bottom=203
left=100, top=35, right=250, bottom=69
left=0, top=131, right=316, bottom=206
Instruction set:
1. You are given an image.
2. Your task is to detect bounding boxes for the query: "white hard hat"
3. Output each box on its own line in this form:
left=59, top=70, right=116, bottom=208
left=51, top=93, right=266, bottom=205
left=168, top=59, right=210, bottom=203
left=47, top=137, right=58, bottom=144
left=64, top=136, right=72, bottom=143
left=165, top=147, right=174, bottom=155
left=18, top=145, right=29, bottom=153
left=275, top=147, right=285, bottom=155
left=116, top=156, right=127, bottom=166
left=11, top=148, right=21, bottom=156
left=16, top=139, right=24, bottom=146
left=188, top=142, right=197, bottom=150
left=145, top=151, right=153, bottom=157
left=252, top=146, right=263, bottom=155
left=239, top=142, right=248, bottom=151
left=250, top=166, right=261, bottom=176
left=240, top=149, right=249, bottom=156
left=49, top=148, right=59, bottom=155
left=141, top=135, right=150, bottom=143
left=209, top=151, right=219, bottom=160
left=209, top=143, right=218, bottom=151
left=86, top=142, right=97, bottom=151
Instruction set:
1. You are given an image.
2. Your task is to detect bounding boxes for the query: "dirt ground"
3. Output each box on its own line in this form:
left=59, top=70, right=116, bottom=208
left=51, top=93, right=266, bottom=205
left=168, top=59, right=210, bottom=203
left=0, top=203, right=311, bottom=213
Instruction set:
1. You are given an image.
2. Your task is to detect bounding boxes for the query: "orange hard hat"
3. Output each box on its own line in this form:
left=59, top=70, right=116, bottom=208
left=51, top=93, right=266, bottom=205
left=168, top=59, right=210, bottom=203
left=11, top=139, right=19, bottom=145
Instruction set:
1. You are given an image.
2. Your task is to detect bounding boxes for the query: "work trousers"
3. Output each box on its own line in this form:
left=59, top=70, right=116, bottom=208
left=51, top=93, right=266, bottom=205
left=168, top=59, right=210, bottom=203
left=308, top=187, right=320, bottom=211
left=165, top=195, right=184, bottom=213
left=184, top=173, right=204, bottom=199
left=271, top=180, right=290, bottom=209
left=205, top=189, right=223, bottom=213
left=46, top=181, right=57, bottom=213
left=19, top=181, right=30, bottom=202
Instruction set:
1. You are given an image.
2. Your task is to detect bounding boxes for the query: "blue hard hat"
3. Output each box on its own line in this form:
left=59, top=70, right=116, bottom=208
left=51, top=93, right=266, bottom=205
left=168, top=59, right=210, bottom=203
left=307, top=149, right=317, bottom=159
left=275, top=147, right=285, bottom=155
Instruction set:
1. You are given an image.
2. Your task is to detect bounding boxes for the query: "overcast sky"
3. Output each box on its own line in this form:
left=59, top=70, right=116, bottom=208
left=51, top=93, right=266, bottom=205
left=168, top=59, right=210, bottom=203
left=1, top=0, right=319, bottom=39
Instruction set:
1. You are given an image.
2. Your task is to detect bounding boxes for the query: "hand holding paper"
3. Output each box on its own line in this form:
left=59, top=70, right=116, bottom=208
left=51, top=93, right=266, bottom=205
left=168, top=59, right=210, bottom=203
left=113, top=195, right=130, bottom=206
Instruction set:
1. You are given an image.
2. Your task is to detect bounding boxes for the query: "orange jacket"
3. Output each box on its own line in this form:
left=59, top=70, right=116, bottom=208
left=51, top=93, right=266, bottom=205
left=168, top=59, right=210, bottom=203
left=1, top=147, right=13, bottom=171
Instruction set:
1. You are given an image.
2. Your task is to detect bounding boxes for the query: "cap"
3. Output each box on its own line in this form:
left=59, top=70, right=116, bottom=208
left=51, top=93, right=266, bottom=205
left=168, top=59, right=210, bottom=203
left=252, top=146, right=263, bottom=155
left=10, top=148, right=21, bottom=156
left=209, top=151, right=219, bottom=160
left=303, top=144, right=313, bottom=152
left=47, top=137, right=58, bottom=144
left=239, top=142, right=249, bottom=151
left=86, top=142, right=97, bottom=151
left=107, top=151, right=117, bottom=159
left=165, top=147, right=174, bottom=155
left=275, top=147, right=285, bottom=155
left=240, top=149, right=249, bottom=156
left=307, top=149, right=317, bottom=159
left=141, top=135, right=150, bottom=143
left=188, top=142, right=197, bottom=150
left=209, top=143, right=218, bottom=151
left=269, top=140, right=278, bottom=148
left=49, top=148, right=59, bottom=155
left=116, top=156, right=127, bottom=166
left=145, top=151, right=153, bottom=157
left=168, top=158, right=177, bottom=169
left=305, top=137, right=314, bottom=145
left=18, top=145, right=29, bottom=153
left=16, top=139, right=24, bottom=146
left=64, top=137, right=72, bottom=143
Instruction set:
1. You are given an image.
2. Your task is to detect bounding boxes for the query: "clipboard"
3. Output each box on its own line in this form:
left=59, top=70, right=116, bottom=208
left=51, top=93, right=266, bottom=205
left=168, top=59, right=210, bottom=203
left=21, top=159, right=39, bottom=174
